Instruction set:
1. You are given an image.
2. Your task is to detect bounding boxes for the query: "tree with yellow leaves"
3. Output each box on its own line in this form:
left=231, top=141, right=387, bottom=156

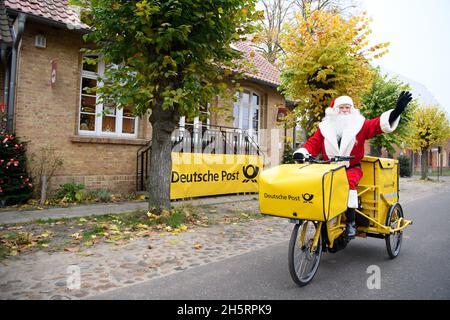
left=405, top=106, right=450, bottom=180
left=279, top=10, right=389, bottom=137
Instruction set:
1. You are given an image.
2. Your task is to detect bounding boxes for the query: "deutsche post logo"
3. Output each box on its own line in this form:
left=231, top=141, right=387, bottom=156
left=302, top=193, right=314, bottom=203
left=242, top=165, right=259, bottom=183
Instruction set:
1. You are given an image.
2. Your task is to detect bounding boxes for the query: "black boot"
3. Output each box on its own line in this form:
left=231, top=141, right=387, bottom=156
left=346, top=208, right=356, bottom=239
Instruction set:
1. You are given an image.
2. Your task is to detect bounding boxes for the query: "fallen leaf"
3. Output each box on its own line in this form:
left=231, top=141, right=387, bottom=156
left=76, top=252, right=94, bottom=257
left=209, top=209, right=217, bottom=213
left=40, top=244, right=49, bottom=248
left=179, top=225, right=188, bottom=231
left=84, top=241, right=94, bottom=247
left=9, top=250, right=18, bottom=256
left=70, top=232, right=82, bottom=240
left=193, top=244, right=203, bottom=250
left=167, top=239, right=178, bottom=245
left=39, top=231, right=51, bottom=238
left=36, top=207, right=44, bottom=210
left=64, top=247, right=80, bottom=253
left=109, top=225, right=119, bottom=231
left=137, top=224, right=149, bottom=230
left=79, top=218, right=87, bottom=223
left=114, top=240, right=128, bottom=246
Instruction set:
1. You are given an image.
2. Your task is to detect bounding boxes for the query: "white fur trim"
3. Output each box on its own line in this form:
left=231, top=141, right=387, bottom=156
left=294, top=148, right=310, bottom=157
left=348, top=190, right=358, bottom=208
left=380, top=109, right=400, bottom=133
left=334, top=96, right=354, bottom=109
left=325, top=107, right=336, bottom=116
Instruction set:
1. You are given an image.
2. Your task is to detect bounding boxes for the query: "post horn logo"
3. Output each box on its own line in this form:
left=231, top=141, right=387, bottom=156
left=302, top=193, right=314, bottom=203
left=242, top=165, right=260, bottom=183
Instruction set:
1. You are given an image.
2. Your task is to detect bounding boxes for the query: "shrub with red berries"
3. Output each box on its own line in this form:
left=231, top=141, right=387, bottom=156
left=0, top=131, right=33, bottom=205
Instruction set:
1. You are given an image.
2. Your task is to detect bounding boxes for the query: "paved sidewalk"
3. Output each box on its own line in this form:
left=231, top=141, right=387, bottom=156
left=0, top=194, right=257, bottom=225
left=0, top=177, right=449, bottom=300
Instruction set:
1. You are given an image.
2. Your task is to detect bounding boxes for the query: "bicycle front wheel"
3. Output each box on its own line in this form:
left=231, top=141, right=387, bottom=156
left=288, top=221, right=322, bottom=287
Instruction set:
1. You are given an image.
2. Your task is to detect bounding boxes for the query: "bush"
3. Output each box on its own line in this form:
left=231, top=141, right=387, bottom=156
left=87, top=189, right=112, bottom=202
left=282, top=143, right=295, bottom=164
left=55, top=182, right=85, bottom=203
left=0, top=132, right=33, bottom=206
left=398, top=155, right=411, bottom=177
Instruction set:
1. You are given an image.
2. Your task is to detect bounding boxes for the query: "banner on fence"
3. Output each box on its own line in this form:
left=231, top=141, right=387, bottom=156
left=170, top=153, right=263, bottom=199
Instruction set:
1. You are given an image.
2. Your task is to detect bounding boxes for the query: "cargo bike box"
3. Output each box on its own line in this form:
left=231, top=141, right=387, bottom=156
left=259, top=164, right=349, bottom=222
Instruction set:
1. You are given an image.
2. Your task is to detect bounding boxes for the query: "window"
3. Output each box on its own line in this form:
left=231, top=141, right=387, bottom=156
left=233, top=90, right=260, bottom=141
left=79, top=56, right=138, bottom=138
left=179, top=104, right=210, bottom=129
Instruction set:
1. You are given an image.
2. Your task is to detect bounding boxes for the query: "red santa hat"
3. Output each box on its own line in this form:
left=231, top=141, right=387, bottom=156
left=325, top=96, right=355, bottom=116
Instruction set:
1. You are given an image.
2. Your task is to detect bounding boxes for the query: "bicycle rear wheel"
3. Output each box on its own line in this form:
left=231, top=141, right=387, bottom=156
left=385, top=203, right=404, bottom=259
left=288, top=221, right=322, bottom=286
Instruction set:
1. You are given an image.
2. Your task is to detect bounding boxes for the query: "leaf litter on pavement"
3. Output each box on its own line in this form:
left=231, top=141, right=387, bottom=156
left=0, top=200, right=265, bottom=260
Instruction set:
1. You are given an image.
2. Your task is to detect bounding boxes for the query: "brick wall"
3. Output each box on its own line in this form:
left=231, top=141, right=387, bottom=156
left=14, top=22, right=151, bottom=195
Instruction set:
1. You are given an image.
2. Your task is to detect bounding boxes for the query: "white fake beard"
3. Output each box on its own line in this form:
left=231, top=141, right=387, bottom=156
left=331, top=113, right=354, bottom=139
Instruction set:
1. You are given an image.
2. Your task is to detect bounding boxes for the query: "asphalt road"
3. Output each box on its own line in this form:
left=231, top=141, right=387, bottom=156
left=91, top=191, right=450, bottom=300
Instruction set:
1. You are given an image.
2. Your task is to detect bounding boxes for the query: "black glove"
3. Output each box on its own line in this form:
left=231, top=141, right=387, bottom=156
left=389, top=91, right=413, bottom=125
left=293, top=152, right=306, bottom=163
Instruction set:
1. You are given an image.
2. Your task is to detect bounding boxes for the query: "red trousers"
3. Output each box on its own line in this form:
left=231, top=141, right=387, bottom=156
left=346, top=167, right=363, bottom=190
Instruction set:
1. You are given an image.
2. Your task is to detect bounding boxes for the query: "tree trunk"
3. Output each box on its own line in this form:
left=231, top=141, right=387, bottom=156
left=370, top=145, right=382, bottom=157
left=421, top=148, right=428, bottom=180
left=148, top=103, right=179, bottom=212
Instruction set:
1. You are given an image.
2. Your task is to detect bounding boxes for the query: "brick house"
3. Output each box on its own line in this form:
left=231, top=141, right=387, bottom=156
left=0, top=0, right=290, bottom=195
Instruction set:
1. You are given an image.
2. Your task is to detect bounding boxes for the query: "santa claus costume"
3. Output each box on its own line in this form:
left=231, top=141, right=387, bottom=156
left=294, top=96, right=401, bottom=209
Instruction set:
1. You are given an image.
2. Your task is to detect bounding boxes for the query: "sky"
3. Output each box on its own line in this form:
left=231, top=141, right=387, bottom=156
left=359, top=0, right=450, bottom=115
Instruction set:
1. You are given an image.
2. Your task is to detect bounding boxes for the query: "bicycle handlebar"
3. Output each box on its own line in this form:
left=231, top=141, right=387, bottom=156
left=294, top=155, right=355, bottom=164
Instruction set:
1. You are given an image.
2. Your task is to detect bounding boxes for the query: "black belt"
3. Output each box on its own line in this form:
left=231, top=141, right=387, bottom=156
left=348, top=164, right=361, bottom=169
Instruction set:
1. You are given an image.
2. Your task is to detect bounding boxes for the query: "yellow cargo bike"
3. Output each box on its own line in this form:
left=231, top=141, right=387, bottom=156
left=259, top=156, right=413, bottom=286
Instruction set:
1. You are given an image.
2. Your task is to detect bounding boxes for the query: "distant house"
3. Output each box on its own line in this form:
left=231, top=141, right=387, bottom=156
left=0, top=0, right=291, bottom=195
left=363, top=139, right=450, bottom=174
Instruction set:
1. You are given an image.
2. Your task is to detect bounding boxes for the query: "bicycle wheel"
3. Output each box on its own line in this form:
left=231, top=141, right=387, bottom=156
left=385, top=203, right=404, bottom=259
left=288, top=221, right=322, bottom=286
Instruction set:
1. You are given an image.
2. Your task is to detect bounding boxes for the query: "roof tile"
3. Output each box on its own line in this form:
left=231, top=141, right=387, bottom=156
left=0, top=1, right=13, bottom=44
left=233, top=41, right=281, bottom=87
left=5, top=0, right=89, bottom=30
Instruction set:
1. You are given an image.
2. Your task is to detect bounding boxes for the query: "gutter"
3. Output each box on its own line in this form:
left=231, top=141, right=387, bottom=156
left=244, top=76, right=280, bottom=89
left=6, top=12, right=25, bottom=133
left=6, top=8, right=90, bottom=34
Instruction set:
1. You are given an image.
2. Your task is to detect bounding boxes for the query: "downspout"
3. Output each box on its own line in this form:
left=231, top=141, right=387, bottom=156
left=6, top=13, right=26, bottom=133
left=1, top=44, right=11, bottom=123
left=2, top=48, right=11, bottom=130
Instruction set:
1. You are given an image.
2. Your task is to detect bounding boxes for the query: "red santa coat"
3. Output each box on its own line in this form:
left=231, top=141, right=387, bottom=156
left=296, top=109, right=400, bottom=207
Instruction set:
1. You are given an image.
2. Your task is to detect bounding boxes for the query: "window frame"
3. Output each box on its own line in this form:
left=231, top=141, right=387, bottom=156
left=78, top=56, right=139, bottom=138
left=233, top=89, right=261, bottom=142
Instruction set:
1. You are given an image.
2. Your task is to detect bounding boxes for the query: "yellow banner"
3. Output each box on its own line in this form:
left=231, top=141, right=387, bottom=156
left=170, top=153, right=263, bottom=199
